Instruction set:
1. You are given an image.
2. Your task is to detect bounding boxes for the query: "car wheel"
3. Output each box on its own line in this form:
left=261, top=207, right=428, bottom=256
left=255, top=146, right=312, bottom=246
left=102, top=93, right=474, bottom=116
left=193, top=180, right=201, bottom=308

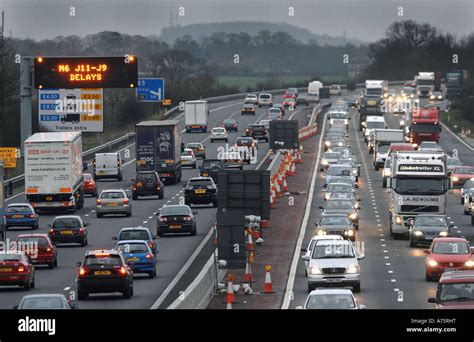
left=307, top=284, right=314, bottom=293
left=48, top=261, right=54, bottom=269
left=31, top=276, right=35, bottom=289
left=24, top=279, right=31, bottom=290
left=149, top=269, right=156, bottom=279
left=190, top=226, right=197, bottom=236
left=96, top=213, right=103, bottom=218
left=464, top=209, right=469, bottom=215
left=425, top=273, right=434, bottom=282
left=132, top=194, right=138, bottom=200
left=409, top=237, right=416, bottom=248
left=353, top=284, right=361, bottom=293
left=81, top=237, right=87, bottom=247
left=157, top=230, right=163, bottom=238
left=471, top=215, right=474, bottom=226
left=193, top=164, right=196, bottom=169
left=78, top=290, right=88, bottom=300
left=123, top=286, right=132, bottom=299
left=382, top=178, right=387, bottom=188
left=54, top=258, right=58, bottom=268
left=126, top=212, right=132, bottom=217
left=159, top=190, right=164, bottom=199
left=210, top=139, right=214, bottom=143
left=213, top=200, right=218, bottom=208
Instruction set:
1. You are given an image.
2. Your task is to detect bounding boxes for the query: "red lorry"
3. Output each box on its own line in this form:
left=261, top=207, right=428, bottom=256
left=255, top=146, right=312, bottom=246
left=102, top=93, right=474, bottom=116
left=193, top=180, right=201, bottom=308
left=409, top=108, right=441, bottom=146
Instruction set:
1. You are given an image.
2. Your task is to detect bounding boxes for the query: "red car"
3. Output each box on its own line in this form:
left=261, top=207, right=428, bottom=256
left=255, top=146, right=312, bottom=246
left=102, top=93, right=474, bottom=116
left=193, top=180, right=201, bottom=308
left=15, top=234, right=58, bottom=269
left=83, top=173, right=98, bottom=197
left=283, top=98, right=297, bottom=108
left=0, top=252, right=35, bottom=290
left=284, top=91, right=297, bottom=99
left=451, top=166, right=474, bottom=188
left=425, top=237, right=474, bottom=281
left=428, top=271, right=474, bottom=309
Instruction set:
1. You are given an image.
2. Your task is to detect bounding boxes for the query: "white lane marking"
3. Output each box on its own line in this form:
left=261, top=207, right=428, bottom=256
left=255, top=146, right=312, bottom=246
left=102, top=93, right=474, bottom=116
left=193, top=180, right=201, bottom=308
left=383, top=250, right=388, bottom=253
left=386, top=263, right=391, bottom=266
left=281, top=109, right=328, bottom=309
left=394, top=288, right=399, bottom=292
left=380, top=239, right=385, bottom=241
left=381, top=244, right=386, bottom=247
left=143, top=221, right=147, bottom=224
left=148, top=216, right=152, bottom=219
left=391, top=279, right=397, bottom=283
left=385, top=256, right=390, bottom=259
left=150, top=224, right=215, bottom=309
left=85, top=214, right=89, bottom=217
left=388, top=270, right=394, bottom=274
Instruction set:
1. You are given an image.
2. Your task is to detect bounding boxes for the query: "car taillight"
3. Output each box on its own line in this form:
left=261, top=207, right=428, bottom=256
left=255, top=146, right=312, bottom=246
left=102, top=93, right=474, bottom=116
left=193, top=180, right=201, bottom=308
left=49, top=229, right=55, bottom=235
left=46, top=247, right=52, bottom=252
left=18, top=264, right=26, bottom=273
left=148, top=241, right=153, bottom=248
left=92, top=159, right=96, bottom=166
left=78, top=228, right=84, bottom=234
left=96, top=199, right=102, bottom=205
left=156, top=186, right=160, bottom=190
left=198, top=148, right=204, bottom=151
left=79, top=267, right=87, bottom=277
left=183, top=216, right=193, bottom=221
left=145, top=253, right=153, bottom=259
left=159, top=217, right=167, bottom=222
left=123, top=199, right=129, bottom=204
left=119, top=266, right=127, bottom=275
left=28, top=214, right=35, bottom=218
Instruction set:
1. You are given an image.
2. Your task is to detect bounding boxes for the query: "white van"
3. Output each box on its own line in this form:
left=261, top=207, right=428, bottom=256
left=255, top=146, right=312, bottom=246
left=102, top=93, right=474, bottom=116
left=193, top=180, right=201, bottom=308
left=93, top=153, right=123, bottom=181
left=258, top=93, right=273, bottom=107
left=364, top=116, right=386, bottom=143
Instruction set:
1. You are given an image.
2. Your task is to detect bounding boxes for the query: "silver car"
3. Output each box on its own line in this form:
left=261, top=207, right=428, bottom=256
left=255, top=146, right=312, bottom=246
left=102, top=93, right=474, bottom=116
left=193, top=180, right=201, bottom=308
left=96, top=189, right=132, bottom=218
left=210, top=127, right=228, bottom=143
left=463, top=188, right=474, bottom=215
left=180, top=148, right=197, bottom=169
left=297, top=289, right=365, bottom=309
left=320, top=152, right=342, bottom=171
left=302, top=239, right=364, bottom=292
left=301, top=235, right=344, bottom=277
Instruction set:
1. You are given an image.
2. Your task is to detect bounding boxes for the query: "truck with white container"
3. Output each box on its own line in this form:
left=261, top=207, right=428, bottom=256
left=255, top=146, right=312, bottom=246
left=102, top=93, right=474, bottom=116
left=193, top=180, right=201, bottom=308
left=387, top=151, right=449, bottom=239
left=416, top=72, right=435, bottom=98
left=307, top=81, right=323, bottom=103
left=24, top=132, right=84, bottom=212
left=365, top=80, right=387, bottom=97
left=185, top=100, right=209, bottom=133
left=372, top=129, right=404, bottom=170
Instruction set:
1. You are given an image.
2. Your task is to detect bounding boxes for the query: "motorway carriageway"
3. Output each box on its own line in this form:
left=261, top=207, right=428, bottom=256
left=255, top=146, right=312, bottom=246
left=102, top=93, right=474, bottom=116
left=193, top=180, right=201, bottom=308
left=286, top=94, right=474, bottom=309
left=0, top=95, right=313, bottom=309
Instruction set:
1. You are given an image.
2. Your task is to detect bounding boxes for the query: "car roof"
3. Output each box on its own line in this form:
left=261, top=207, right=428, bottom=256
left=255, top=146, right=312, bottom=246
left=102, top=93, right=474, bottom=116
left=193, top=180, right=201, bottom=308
left=17, top=233, right=49, bottom=238
left=85, top=249, right=119, bottom=256
left=415, top=214, right=446, bottom=218
left=120, top=226, right=151, bottom=232
left=52, top=215, right=82, bottom=220
left=162, top=204, right=190, bottom=209
left=310, top=235, right=344, bottom=241
left=320, top=213, right=351, bottom=218
left=189, top=177, right=213, bottom=181
left=21, top=294, right=67, bottom=299
left=115, top=240, right=149, bottom=245
left=309, top=288, right=353, bottom=295
left=432, top=237, right=468, bottom=243
left=101, top=189, right=125, bottom=193
left=439, top=271, right=474, bottom=284
left=7, top=203, right=33, bottom=207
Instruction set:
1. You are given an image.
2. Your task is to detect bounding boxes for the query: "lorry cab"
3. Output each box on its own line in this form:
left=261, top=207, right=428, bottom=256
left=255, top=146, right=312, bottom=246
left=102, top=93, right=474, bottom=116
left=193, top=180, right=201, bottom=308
left=93, top=153, right=123, bottom=181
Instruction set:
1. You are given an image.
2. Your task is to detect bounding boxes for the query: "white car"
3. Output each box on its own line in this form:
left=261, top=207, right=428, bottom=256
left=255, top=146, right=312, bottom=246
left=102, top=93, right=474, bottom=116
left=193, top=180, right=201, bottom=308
left=382, top=158, right=391, bottom=188
left=210, top=127, right=228, bottom=142
left=301, top=235, right=344, bottom=277
left=302, top=239, right=364, bottom=292
left=180, top=148, right=197, bottom=169
left=258, top=93, right=273, bottom=107
left=244, top=94, right=258, bottom=105
left=418, top=141, right=443, bottom=152
left=297, top=289, right=366, bottom=309
left=219, top=151, right=243, bottom=170
left=329, top=84, right=342, bottom=96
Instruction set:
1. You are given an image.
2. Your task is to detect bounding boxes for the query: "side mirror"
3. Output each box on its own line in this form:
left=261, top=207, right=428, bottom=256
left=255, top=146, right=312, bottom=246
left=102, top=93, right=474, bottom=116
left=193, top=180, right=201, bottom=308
left=357, top=254, right=365, bottom=260
left=301, top=255, right=310, bottom=261
left=13, top=305, right=18, bottom=310
left=428, top=298, right=437, bottom=304
left=192, top=211, right=198, bottom=215
left=84, top=223, right=89, bottom=227
left=319, top=206, right=324, bottom=210
left=423, top=249, right=430, bottom=255
left=76, top=262, right=82, bottom=267
left=300, top=248, right=308, bottom=253
left=112, top=236, right=117, bottom=240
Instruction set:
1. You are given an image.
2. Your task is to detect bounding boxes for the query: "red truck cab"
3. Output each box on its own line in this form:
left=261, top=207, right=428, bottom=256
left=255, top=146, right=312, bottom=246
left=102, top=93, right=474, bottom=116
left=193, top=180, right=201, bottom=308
left=409, top=108, right=441, bottom=146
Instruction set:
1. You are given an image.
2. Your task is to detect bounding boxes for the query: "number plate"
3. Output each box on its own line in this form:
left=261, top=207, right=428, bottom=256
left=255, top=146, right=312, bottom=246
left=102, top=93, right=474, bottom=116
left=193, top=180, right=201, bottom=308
left=169, top=224, right=181, bottom=229
left=94, top=270, right=111, bottom=276
left=195, top=189, right=206, bottom=194
left=98, top=171, right=106, bottom=175
left=202, top=173, right=209, bottom=177
left=127, top=257, right=139, bottom=262
left=46, top=196, right=53, bottom=201
left=108, top=202, right=118, bottom=207
left=326, top=278, right=343, bottom=283
left=0, top=268, right=12, bottom=272
left=12, top=215, right=24, bottom=219
left=444, top=268, right=459, bottom=273
left=60, top=230, right=73, bottom=235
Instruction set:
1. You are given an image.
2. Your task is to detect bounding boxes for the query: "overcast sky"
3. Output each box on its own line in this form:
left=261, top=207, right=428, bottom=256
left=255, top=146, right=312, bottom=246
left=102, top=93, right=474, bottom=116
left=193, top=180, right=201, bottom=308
left=2, top=0, right=473, bottom=42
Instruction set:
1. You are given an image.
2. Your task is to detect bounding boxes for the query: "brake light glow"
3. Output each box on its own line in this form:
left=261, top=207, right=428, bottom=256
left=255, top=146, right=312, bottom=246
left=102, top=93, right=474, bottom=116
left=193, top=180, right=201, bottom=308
left=96, top=199, right=102, bottom=205
left=78, top=228, right=84, bottom=234
left=119, top=266, right=127, bottom=275
left=49, top=229, right=55, bottom=235
left=148, top=241, right=153, bottom=248
left=145, top=253, right=153, bottom=259
left=79, top=267, right=86, bottom=276
left=123, top=198, right=129, bottom=204
left=159, top=217, right=167, bottom=222
left=183, top=216, right=193, bottom=221
left=28, top=214, right=35, bottom=218
left=46, top=247, right=52, bottom=252
left=18, top=265, right=25, bottom=273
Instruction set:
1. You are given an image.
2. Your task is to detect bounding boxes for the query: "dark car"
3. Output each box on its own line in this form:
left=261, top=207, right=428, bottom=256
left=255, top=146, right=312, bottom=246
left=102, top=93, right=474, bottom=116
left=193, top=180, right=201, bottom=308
left=76, top=250, right=133, bottom=300
left=4, top=203, right=39, bottom=230
left=48, top=215, right=89, bottom=246
left=157, top=205, right=197, bottom=237
left=319, top=199, right=359, bottom=229
left=0, top=252, right=35, bottom=290
left=344, top=97, right=359, bottom=107
left=241, top=104, right=256, bottom=115
left=408, top=215, right=453, bottom=247
left=223, top=118, right=238, bottom=132
left=245, top=124, right=268, bottom=142
left=132, top=171, right=164, bottom=200
left=296, top=96, right=309, bottom=106
left=200, top=159, right=224, bottom=183
left=114, top=227, right=157, bottom=255
left=315, top=214, right=356, bottom=241
left=15, top=294, right=76, bottom=309
left=274, top=103, right=286, bottom=116
left=184, top=177, right=217, bottom=207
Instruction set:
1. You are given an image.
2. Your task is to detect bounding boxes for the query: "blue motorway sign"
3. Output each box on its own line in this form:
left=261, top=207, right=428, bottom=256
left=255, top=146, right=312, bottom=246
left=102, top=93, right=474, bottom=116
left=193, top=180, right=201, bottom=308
left=136, top=78, right=165, bottom=102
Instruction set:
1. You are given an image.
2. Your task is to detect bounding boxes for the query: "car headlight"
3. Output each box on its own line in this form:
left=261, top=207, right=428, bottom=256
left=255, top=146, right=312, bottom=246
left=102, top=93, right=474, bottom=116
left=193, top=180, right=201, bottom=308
left=400, top=120, right=405, bottom=125
left=428, top=259, right=438, bottom=267
left=439, top=231, right=449, bottom=237
left=395, top=216, right=402, bottom=225
left=346, top=265, right=360, bottom=274
left=321, top=160, right=328, bottom=165
left=324, top=193, right=331, bottom=200
left=413, top=230, right=423, bottom=236
left=354, top=202, right=360, bottom=209
left=316, top=230, right=327, bottom=236
left=325, top=141, right=331, bottom=147
left=452, top=176, right=459, bottom=182
left=430, top=95, right=435, bottom=100
left=438, top=95, right=443, bottom=100
left=383, top=170, right=391, bottom=177
left=344, top=229, right=355, bottom=237
left=362, top=122, right=367, bottom=127
left=464, top=260, right=474, bottom=267
left=349, top=213, right=358, bottom=220
left=310, top=267, right=321, bottom=275
left=352, top=169, right=358, bottom=175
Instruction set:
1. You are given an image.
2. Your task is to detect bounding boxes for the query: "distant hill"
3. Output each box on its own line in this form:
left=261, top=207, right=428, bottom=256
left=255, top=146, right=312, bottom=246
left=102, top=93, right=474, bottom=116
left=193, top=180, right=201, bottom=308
left=160, top=21, right=365, bottom=46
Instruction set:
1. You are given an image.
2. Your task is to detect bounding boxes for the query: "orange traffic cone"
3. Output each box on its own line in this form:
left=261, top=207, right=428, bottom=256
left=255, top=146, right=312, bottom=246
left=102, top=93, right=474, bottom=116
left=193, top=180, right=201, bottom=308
left=289, top=162, right=296, bottom=176
left=275, top=181, right=281, bottom=198
left=282, top=178, right=288, bottom=192
left=226, top=274, right=235, bottom=309
left=247, top=230, right=255, bottom=251
left=270, top=194, right=276, bottom=209
left=261, top=220, right=270, bottom=228
left=243, top=260, right=252, bottom=283
left=262, top=265, right=275, bottom=293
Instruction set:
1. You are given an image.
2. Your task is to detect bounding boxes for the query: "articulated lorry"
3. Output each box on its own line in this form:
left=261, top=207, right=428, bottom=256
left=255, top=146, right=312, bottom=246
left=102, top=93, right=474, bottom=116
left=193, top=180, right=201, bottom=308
left=416, top=72, right=435, bottom=98
left=185, top=100, right=209, bottom=133
left=24, top=132, right=84, bottom=212
left=359, top=96, right=383, bottom=131
left=135, top=120, right=182, bottom=184
left=387, top=151, right=449, bottom=239
left=408, top=108, right=441, bottom=146
left=445, top=71, right=464, bottom=100
left=372, top=129, right=404, bottom=170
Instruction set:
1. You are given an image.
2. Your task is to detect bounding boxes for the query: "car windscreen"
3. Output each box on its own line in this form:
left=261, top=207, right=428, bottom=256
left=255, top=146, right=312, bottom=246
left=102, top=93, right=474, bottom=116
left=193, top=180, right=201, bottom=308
left=137, top=173, right=157, bottom=182
left=116, top=243, right=149, bottom=254
left=101, top=192, right=124, bottom=199
left=327, top=184, right=352, bottom=192
left=201, top=161, right=223, bottom=171
left=432, top=241, right=469, bottom=254
left=323, top=153, right=342, bottom=160
left=306, top=294, right=356, bottom=309
left=83, top=174, right=93, bottom=181
left=439, top=283, right=474, bottom=302
left=325, top=200, right=354, bottom=210
left=330, top=113, right=347, bottom=119
left=186, top=143, right=202, bottom=148
left=160, top=206, right=191, bottom=216
left=311, top=243, right=355, bottom=259
left=181, top=150, right=194, bottom=156
left=20, top=297, right=66, bottom=309
left=327, top=166, right=352, bottom=175
left=236, top=138, right=253, bottom=145
left=84, top=254, right=122, bottom=266
left=320, top=216, right=351, bottom=226
left=414, top=216, right=447, bottom=227
left=52, top=218, right=81, bottom=228
left=17, top=237, right=47, bottom=246
left=0, top=253, right=22, bottom=261
left=454, top=167, right=474, bottom=175
left=366, top=122, right=385, bottom=129
left=189, top=179, right=213, bottom=187
left=6, top=206, right=32, bottom=213
left=119, top=230, right=149, bottom=241
left=260, top=94, right=271, bottom=99
left=377, top=145, right=390, bottom=154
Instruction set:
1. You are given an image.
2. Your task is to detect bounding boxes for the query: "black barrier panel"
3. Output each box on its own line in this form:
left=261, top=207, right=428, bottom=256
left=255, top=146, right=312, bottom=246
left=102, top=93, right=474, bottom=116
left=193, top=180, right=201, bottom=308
left=320, top=86, right=330, bottom=99
left=217, top=170, right=270, bottom=220
left=269, top=120, right=299, bottom=150
left=216, top=211, right=246, bottom=269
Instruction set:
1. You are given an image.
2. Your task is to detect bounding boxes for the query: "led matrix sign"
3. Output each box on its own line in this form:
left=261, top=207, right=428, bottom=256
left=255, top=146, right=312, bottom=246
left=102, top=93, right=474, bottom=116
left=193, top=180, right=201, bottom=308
left=34, top=56, right=138, bottom=89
